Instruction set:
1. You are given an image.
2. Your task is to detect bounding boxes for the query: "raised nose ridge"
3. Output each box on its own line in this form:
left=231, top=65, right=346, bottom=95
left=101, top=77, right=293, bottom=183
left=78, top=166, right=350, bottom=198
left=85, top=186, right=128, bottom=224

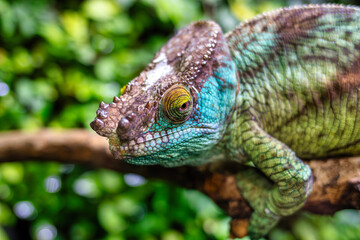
left=90, top=118, right=104, bottom=132
left=119, top=117, right=130, bottom=129
left=116, top=115, right=135, bottom=141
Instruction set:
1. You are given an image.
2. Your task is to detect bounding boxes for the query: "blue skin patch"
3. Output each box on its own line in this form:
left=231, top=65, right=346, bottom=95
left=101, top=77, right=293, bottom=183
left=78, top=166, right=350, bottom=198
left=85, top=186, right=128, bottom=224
left=124, top=59, right=238, bottom=167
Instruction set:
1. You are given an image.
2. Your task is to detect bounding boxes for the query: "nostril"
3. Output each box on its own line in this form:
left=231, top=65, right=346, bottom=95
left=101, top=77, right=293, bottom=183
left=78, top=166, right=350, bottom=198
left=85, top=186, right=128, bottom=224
left=127, top=113, right=136, bottom=121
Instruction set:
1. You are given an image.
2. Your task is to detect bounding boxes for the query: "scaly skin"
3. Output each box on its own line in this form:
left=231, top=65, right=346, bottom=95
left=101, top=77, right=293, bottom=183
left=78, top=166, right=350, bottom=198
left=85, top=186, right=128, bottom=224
left=225, top=5, right=360, bottom=237
left=91, top=4, right=360, bottom=238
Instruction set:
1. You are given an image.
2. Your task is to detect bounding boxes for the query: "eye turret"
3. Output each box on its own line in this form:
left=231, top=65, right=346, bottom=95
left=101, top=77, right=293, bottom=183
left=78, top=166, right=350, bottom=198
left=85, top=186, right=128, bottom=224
left=160, top=85, right=193, bottom=124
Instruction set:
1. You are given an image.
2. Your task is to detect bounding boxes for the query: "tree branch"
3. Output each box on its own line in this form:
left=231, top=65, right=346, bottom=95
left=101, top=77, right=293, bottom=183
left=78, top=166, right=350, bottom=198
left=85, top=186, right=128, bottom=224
left=0, top=129, right=359, bottom=238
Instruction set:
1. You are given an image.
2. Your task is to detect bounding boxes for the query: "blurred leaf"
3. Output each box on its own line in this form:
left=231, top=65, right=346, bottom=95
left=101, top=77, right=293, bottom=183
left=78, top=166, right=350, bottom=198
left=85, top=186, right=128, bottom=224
left=0, top=1, right=15, bottom=38
left=95, top=56, right=117, bottom=81
left=61, top=11, right=88, bottom=43
left=70, top=220, right=96, bottom=240
left=12, top=48, right=34, bottom=73
left=292, top=217, right=319, bottom=240
left=161, top=230, right=183, bottom=240
left=0, top=183, right=12, bottom=200
left=335, top=209, right=360, bottom=226
left=73, top=172, right=101, bottom=198
left=39, top=22, right=67, bottom=47
left=91, top=35, right=114, bottom=53
left=146, top=0, right=201, bottom=27
left=0, top=227, right=10, bottom=240
left=0, top=48, right=12, bottom=72
left=14, top=3, right=37, bottom=37
left=0, top=202, right=16, bottom=225
left=103, top=235, right=125, bottom=240
left=269, top=228, right=295, bottom=240
left=75, top=44, right=96, bottom=64
left=132, top=213, right=168, bottom=235
left=83, top=0, right=121, bottom=21
left=114, top=195, right=142, bottom=216
left=229, top=0, right=257, bottom=21
left=98, top=201, right=127, bottom=233
left=95, top=15, right=133, bottom=35
left=0, top=162, right=24, bottom=184
left=31, top=44, right=47, bottom=68
left=98, top=170, right=123, bottom=193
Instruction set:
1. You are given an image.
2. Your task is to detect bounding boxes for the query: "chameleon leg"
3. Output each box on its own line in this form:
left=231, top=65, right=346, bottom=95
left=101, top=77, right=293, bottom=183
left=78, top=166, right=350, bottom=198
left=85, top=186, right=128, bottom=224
left=235, top=167, right=279, bottom=238
left=237, top=120, right=313, bottom=238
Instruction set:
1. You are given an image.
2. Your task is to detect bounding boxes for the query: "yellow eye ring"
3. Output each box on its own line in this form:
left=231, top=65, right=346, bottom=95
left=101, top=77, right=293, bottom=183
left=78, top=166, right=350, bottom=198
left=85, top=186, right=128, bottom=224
left=161, top=85, right=193, bottom=123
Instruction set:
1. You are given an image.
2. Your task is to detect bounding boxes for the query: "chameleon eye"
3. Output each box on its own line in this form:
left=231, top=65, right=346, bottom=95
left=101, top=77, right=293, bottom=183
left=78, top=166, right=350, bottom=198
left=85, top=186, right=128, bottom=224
left=161, top=85, right=193, bottom=124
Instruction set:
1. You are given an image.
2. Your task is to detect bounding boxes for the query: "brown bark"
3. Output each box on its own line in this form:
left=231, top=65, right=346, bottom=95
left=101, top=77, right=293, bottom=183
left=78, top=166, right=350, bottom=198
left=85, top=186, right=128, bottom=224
left=0, top=129, right=359, bottom=238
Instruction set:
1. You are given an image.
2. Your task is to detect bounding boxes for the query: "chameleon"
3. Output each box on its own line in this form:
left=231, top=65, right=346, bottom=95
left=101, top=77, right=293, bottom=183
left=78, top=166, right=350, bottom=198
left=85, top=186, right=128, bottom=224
left=90, top=4, right=360, bottom=238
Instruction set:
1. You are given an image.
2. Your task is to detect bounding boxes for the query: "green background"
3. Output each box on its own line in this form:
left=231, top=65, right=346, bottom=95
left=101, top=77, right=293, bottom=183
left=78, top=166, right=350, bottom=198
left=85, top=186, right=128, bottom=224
left=0, top=0, right=359, bottom=239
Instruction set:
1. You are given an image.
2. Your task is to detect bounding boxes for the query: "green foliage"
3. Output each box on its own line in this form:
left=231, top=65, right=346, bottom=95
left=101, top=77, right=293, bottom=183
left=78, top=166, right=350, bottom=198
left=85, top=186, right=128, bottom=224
left=0, top=0, right=359, bottom=239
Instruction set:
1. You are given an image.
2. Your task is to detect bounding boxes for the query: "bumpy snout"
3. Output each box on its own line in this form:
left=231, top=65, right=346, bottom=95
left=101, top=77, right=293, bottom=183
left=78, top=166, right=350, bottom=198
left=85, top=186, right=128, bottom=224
left=116, top=113, right=137, bottom=141
left=90, top=96, right=124, bottom=138
left=90, top=92, right=154, bottom=143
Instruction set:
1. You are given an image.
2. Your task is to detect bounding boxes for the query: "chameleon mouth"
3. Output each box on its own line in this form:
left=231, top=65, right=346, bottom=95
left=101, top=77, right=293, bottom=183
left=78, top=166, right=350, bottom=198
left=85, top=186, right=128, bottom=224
left=109, top=125, right=219, bottom=161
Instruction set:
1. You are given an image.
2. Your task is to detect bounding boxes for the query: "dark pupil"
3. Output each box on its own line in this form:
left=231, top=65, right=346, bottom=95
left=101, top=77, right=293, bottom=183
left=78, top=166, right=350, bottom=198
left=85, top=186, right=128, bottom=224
left=180, top=102, right=188, bottom=111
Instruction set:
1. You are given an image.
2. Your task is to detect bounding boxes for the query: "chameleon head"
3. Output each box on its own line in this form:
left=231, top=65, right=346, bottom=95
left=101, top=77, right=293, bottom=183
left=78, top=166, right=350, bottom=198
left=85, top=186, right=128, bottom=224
left=90, top=21, right=238, bottom=167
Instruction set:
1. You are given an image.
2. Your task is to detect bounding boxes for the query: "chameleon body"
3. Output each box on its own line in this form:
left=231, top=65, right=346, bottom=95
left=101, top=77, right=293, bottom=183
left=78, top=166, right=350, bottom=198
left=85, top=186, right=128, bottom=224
left=91, top=5, right=360, bottom=238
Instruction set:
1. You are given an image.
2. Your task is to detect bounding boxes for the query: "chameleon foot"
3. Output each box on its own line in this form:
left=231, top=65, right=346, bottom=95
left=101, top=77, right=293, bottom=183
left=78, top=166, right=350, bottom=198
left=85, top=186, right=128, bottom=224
left=235, top=120, right=313, bottom=238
